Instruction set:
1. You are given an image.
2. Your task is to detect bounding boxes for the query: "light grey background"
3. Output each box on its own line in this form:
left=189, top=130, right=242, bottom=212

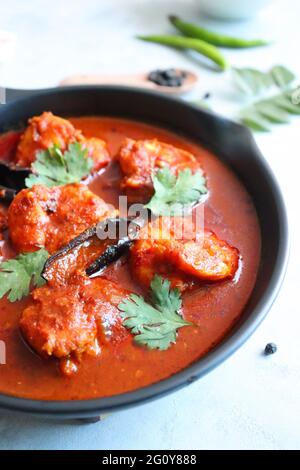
left=0, top=0, right=299, bottom=450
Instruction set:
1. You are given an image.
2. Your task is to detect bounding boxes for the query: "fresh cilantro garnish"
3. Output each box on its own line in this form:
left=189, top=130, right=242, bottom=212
left=118, top=275, right=192, bottom=350
left=25, top=142, right=93, bottom=188
left=145, top=167, right=207, bottom=215
left=0, top=248, right=49, bottom=302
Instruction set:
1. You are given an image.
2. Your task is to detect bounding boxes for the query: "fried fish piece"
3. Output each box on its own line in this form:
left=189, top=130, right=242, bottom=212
left=130, top=218, right=239, bottom=291
left=16, top=112, right=110, bottom=171
left=8, top=183, right=117, bottom=254
left=20, top=276, right=131, bottom=376
left=117, top=138, right=201, bottom=203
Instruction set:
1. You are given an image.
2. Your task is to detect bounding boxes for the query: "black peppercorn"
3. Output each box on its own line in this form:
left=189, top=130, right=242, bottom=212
left=264, top=343, right=277, bottom=355
left=148, top=68, right=186, bottom=87
left=203, top=92, right=211, bottom=100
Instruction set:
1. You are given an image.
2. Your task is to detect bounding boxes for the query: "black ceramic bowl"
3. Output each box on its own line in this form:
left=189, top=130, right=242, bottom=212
left=0, top=86, right=289, bottom=420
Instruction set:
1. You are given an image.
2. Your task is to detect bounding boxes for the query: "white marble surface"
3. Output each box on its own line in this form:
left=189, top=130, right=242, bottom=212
left=0, top=0, right=299, bottom=450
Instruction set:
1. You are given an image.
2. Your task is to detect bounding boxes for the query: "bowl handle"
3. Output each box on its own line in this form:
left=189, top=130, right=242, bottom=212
left=2, top=87, right=43, bottom=104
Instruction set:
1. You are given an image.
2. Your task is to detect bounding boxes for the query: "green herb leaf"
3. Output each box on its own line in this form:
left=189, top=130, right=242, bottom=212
left=25, top=142, right=93, bottom=188
left=0, top=248, right=49, bottom=302
left=254, top=101, right=290, bottom=123
left=145, top=167, right=207, bottom=216
left=288, top=87, right=300, bottom=109
left=239, top=89, right=300, bottom=132
left=232, top=67, right=273, bottom=96
left=118, top=275, right=192, bottom=350
left=232, top=65, right=296, bottom=97
left=269, top=65, right=296, bottom=89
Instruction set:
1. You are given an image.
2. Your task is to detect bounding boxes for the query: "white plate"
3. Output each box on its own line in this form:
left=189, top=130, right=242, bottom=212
left=198, top=0, right=273, bottom=20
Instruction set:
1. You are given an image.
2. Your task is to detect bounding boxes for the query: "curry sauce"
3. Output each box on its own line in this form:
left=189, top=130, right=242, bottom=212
left=0, top=117, right=261, bottom=400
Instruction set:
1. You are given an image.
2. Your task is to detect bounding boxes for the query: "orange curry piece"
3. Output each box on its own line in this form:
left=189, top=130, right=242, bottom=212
left=20, top=276, right=131, bottom=376
left=16, top=111, right=110, bottom=171
left=8, top=183, right=117, bottom=254
left=117, top=138, right=202, bottom=203
left=130, top=218, right=239, bottom=291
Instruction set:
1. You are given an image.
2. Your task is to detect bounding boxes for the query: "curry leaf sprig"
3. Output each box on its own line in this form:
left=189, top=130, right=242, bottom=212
left=145, top=167, right=207, bottom=216
left=232, top=65, right=296, bottom=97
left=25, top=142, right=93, bottom=188
left=239, top=89, right=300, bottom=132
left=0, top=248, right=49, bottom=302
left=118, top=275, right=192, bottom=350
left=230, top=65, right=300, bottom=131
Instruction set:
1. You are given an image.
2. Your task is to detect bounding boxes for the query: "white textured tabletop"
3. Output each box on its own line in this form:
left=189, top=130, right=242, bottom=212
left=0, top=0, right=299, bottom=450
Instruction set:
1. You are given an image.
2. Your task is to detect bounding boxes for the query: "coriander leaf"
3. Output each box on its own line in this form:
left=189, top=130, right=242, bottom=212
left=150, top=274, right=182, bottom=314
left=118, top=275, right=192, bottom=350
left=0, top=248, right=49, bottom=302
left=269, top=65, right=296, bottom=89
left=146, top=167, right=207, bottom=216
left=25, top=142, right=93, bottom=188
left=119, top=293, right=162, bottom=335
left=134, top=325, right=177, bottom=351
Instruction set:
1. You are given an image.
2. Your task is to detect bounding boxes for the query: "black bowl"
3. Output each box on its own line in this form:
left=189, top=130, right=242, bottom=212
left=0, top=86, right=289, bottom=419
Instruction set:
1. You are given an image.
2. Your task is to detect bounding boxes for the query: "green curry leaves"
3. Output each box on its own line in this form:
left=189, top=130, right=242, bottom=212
left=232, top=65, right=295, bottom=97
left=0, top=248, right=49, bottom=302
left=25, top=142, right=93, bottom=188
left=232, top=65, right=300, bottom=131
left=239, top=88, right=300, bottom=132
left=232, top=67, right=273, bottom=96
left=269, top=65, right=296, bottom=89
left=118, top=275, right=192, bottom=350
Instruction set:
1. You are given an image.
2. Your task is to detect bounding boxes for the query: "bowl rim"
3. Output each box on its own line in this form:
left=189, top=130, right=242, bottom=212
left=0, top=85, right=289, bottom=417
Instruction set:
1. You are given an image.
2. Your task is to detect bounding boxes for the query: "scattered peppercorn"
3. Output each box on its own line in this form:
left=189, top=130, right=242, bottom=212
left=264, top=343, right=277, bottom=355
left=148, top=68, right=187, bottom=87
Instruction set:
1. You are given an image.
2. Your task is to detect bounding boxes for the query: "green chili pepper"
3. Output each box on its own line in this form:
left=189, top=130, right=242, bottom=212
left=169, top=15, right=270, bottom=49
left=137, top=35, right=228, bottom=71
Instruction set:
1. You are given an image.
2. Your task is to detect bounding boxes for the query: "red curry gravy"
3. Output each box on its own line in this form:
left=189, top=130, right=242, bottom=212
left=0, top=117, right=261, bottom=400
